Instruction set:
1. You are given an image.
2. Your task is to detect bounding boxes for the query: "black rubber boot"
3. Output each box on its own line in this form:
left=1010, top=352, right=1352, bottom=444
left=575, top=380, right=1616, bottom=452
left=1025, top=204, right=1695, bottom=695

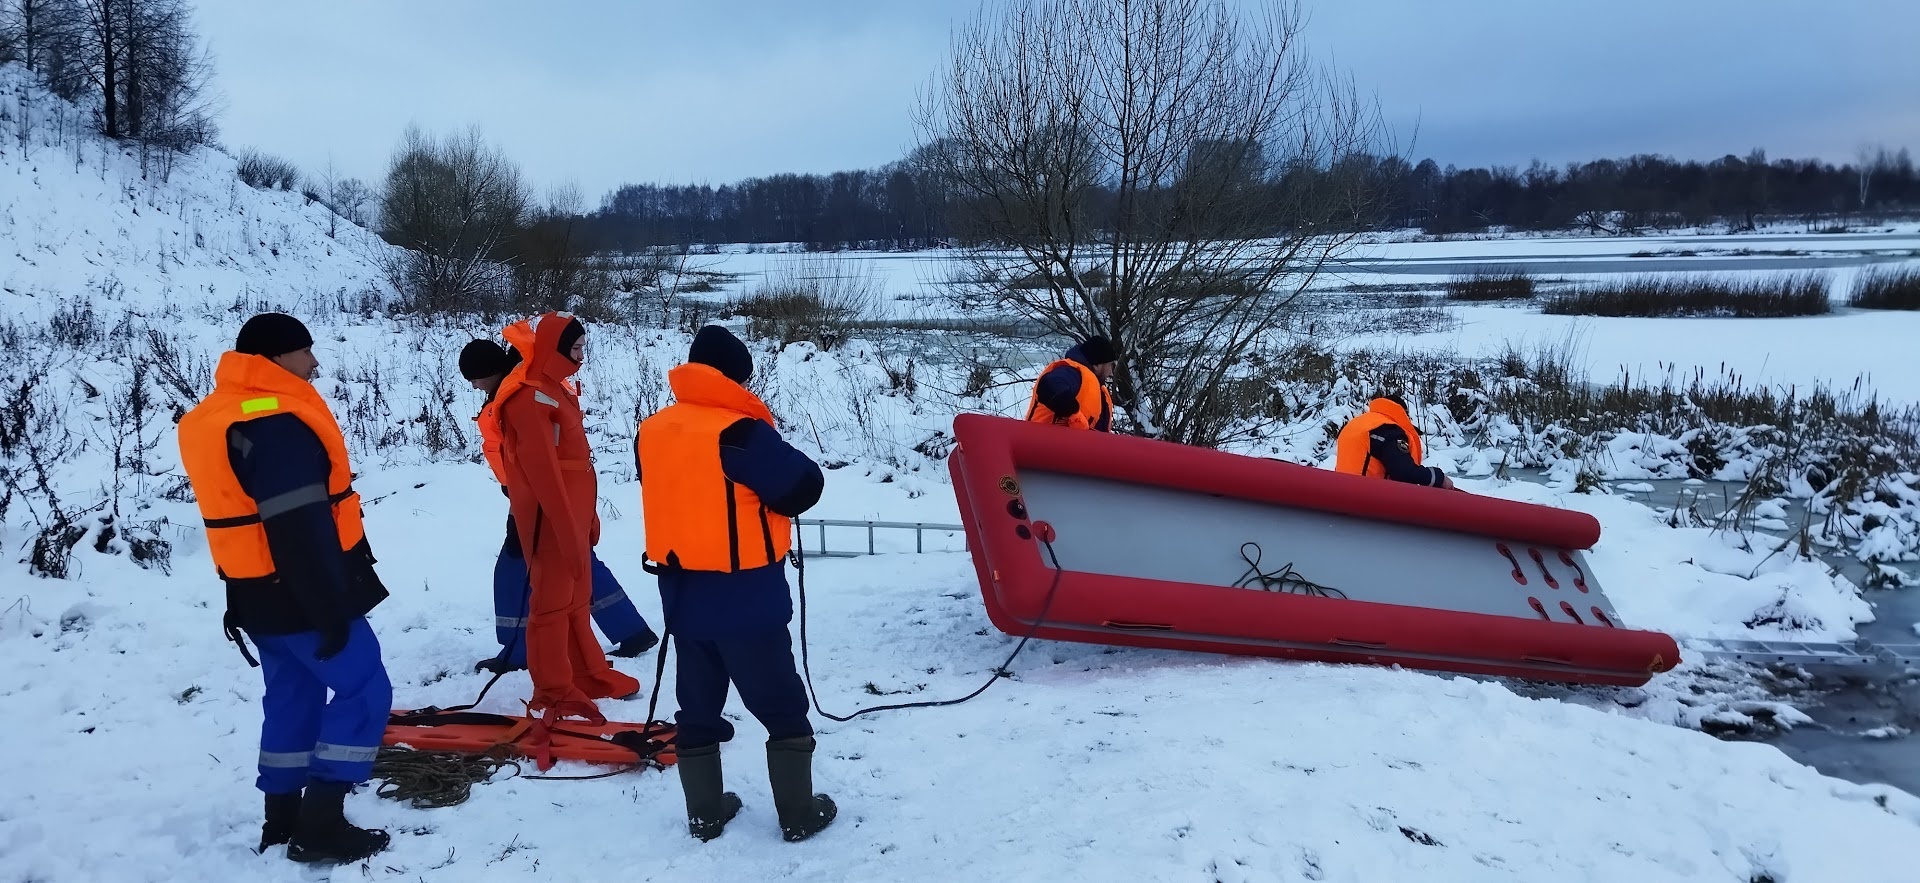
left=676, top=743, right=742, bottom=842
left=258, top=790, right=301, bottom=853
left=474, top=653, right=526, bottom=674
left=610, top=627, right=660, bottom=658
left=767, top=736, right=837, bottom=842
left=287, top=782, right=391, bottom=865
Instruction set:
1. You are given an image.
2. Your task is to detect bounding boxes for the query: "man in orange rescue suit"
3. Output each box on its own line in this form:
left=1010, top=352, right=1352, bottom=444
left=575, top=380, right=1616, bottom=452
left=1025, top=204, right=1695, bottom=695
left=1027, top=336, right=1117, bottom=431
left=459, top=335, right=657, bottom=674
left=176, top=313, right=392, bottom=866
left=496, top=312, right=641, bottom=722
left=636, top=325, right=837, bottom=844
left=1334, top=394, right=1456, bottom=489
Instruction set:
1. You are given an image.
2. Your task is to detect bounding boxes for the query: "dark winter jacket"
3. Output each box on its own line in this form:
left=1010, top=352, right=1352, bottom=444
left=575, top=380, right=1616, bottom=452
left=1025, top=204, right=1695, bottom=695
left=1362, top=422, right=1448, bottom=487
left=1033, top=344, right=1113, bottom=432
left=640, top=417, right=825, bottom=640
left=226, top=413, right=388, bottom=638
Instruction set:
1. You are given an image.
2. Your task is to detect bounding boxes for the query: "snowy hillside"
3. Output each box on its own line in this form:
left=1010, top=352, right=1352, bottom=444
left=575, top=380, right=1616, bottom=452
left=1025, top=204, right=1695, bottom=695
left=1, top=64, right=1918, bottom=881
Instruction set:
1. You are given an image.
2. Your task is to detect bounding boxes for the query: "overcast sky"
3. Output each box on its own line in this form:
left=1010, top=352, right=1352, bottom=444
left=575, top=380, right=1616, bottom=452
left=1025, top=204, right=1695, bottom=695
left=194, top=0, right=1920, bottom=204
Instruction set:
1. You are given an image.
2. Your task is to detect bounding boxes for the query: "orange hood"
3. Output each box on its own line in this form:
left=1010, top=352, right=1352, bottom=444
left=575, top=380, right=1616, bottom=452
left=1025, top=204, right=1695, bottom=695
left=667, top=363, right=775, bottom=425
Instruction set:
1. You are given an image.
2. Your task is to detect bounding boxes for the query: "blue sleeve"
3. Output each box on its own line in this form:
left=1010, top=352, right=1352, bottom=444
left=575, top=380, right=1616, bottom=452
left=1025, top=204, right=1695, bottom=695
left=1034, top=365, right=1083, bottom=418
left=1366, top=423, right=1446, bottom=487
left=718, top=418, right=824, bottom=517
left=228, top=413, right=352, bottom=633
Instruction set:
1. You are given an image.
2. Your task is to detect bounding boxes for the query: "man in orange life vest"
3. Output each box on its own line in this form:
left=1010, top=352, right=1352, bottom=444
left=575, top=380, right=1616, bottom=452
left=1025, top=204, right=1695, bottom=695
left=495, top=312, right=642, bottom=721
left=459, top=337, right=657, bottom=674
left=636, top=325, right=837, bottom=843
left=1334, top=394, right=1456, bottom=489
left=176, top=313, right=392, bottom=866
left=1027, top=336, right=1118, bottom=431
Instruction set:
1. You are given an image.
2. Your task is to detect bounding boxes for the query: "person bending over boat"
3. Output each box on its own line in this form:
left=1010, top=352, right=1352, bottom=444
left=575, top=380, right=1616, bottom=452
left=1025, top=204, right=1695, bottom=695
left=1334, top=395, right=1456, bottom=489
left=1027, top=336, right=1118, bottom=431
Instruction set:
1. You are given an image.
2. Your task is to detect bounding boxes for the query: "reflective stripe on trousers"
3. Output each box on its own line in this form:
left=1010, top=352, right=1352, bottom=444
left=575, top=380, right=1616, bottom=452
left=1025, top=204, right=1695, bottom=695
left=313, top=742, right=380, bottom=764
left=258, top=750, right=312, bottom=768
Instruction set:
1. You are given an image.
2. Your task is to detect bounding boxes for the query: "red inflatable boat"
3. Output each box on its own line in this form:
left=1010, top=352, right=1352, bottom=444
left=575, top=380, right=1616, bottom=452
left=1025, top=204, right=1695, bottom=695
left=948, top=413, right=1679, bottom=686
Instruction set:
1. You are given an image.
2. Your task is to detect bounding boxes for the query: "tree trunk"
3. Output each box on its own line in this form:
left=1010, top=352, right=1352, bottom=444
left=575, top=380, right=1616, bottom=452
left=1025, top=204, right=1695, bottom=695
left=100, top=3, right=118, bottom=138
left=122, top=0, right=143, bottom=139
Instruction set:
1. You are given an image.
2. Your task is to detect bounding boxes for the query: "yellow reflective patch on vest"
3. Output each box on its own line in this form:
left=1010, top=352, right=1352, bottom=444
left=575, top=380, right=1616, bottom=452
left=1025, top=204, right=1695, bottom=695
left=240, top=397, right=280, bottom=415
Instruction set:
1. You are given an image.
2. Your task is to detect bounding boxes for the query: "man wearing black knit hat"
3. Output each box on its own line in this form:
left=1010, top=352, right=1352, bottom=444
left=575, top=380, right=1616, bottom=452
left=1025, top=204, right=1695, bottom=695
left=458, top=337, right=657, bottom=674
left=636, top=324, right=837, bottom=843
left=1027, top=335, right=1119, bottom=432
left=176, top=313, right=394, bottom=865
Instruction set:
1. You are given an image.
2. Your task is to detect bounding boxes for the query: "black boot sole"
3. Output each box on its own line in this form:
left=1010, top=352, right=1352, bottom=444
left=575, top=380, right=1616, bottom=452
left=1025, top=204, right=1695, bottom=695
left=609, top=633, right=660, bottom=658
left=690, top=792, right=744, bottom=842
left=287, top=831, right=392, bottom=865
left=780, top=796, right=838, bottom=842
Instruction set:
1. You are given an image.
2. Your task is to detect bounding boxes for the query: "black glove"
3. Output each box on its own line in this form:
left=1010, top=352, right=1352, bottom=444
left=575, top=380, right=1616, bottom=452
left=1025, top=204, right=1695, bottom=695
left=315, top=624, right=350, bottom=661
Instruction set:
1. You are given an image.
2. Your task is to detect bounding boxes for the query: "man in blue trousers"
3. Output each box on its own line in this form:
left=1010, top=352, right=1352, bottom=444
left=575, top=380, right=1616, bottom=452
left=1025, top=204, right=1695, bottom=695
left=636, top=325, right=837, bottom=843
left=177, top=314, right=393, bottom=866
left=459, top=338, right=658, bottom=674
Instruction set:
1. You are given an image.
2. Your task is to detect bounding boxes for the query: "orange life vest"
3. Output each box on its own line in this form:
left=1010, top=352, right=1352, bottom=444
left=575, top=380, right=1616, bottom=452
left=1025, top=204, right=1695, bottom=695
left=636, top=363, right=793, bottom=572
left=1026, top=359, right=1113, bottom=431
left=1335, top=398, right=1425, bottom=479
left=176, top=352, right=365, bottom=580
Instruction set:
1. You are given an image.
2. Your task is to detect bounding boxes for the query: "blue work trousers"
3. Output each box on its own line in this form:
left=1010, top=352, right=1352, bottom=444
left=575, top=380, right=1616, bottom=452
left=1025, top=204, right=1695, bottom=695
left=248, top=617, right=392, bottom=794
left=494, top=548, right=650, bottom=666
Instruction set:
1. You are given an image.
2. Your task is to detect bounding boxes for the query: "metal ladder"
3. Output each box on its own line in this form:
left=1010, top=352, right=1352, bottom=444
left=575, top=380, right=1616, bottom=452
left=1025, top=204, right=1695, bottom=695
left=792, top=518, right=967, bottom=560
left=1690, top=638, right=1920, bottom=668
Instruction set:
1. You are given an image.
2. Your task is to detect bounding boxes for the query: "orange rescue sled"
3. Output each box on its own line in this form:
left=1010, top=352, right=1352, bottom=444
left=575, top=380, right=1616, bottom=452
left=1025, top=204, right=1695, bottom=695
left=384, top=709, right=679, bottom=771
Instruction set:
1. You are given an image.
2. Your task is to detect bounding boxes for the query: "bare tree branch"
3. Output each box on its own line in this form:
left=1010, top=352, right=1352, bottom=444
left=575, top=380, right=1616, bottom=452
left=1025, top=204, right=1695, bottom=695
left=916, top=0, right=1391, bottom=446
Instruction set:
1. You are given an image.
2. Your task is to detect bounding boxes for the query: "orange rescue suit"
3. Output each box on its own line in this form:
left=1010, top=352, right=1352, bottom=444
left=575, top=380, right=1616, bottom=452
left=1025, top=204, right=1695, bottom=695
left=1335, top=398, right=1425, bottom=479
left=636, top=363, right=793, bottom=572
left=497, top=312, right=639, bottom=718
left=1026, top=359, right=1113, bottom=431
left=178, top=351, right=365, bottom=580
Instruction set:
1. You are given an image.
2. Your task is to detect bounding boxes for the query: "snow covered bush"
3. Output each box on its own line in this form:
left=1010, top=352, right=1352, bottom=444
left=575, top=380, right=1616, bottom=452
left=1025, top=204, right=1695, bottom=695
left=234, top=148, right=299, bottom=191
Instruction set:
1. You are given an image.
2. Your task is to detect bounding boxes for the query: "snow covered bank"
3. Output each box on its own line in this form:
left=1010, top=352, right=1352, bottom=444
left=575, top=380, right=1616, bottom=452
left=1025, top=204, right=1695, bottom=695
left=1340, top=300, right=1920, bottom=407
left=6, top=467, right=1920, bottom=882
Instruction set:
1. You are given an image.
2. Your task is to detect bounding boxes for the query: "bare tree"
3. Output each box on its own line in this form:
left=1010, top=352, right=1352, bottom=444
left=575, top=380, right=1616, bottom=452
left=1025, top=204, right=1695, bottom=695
left=73, top=0, right=119, bottom=136
left=66, top=0, right=213, bottom=146
left=333, top=177, right=374, bottom=227
left=0, top=6, right=16, bottom=62
left=6, top=0, right=74, bottom=70
left=16, top=0, right=90, bottom=103
left=915, top=0, right=1387, bottom=447
left=313, top=156, right=344, bottom=238
left=126, top=0, right=216, bottom=152
left=378, top=125, right=529, bottom=314
left=1854, top=142, right=1898, bottom=214
left=508, top=181, right=603, bottom=314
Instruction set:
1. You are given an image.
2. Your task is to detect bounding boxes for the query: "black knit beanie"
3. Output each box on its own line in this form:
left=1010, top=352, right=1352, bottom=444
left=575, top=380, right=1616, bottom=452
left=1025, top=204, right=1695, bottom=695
left=234, top=313, right=314, bottom=358
left=1076, top=336, right=1118, bottom=365
left=459, top=339, right=511, bottom=381
left=688, top=324, right=752, bottom=384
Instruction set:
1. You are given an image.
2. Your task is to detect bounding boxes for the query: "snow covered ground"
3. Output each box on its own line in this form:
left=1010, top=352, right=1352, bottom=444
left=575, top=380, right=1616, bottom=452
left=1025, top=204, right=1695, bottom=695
left=2, top=64, right=1919, bottom=881
left=8, top=466, right=1920, bottom=882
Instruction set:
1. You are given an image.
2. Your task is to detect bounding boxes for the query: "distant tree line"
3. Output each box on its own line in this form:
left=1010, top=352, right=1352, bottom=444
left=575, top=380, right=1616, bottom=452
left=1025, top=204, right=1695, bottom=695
left=1356, top=147, right=1920, bottom=235
left=583, top=145, right=1920, bottom=250
left=579, top=156, right=949, bottom=252
left=1, top=0, right=215, bottom=149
